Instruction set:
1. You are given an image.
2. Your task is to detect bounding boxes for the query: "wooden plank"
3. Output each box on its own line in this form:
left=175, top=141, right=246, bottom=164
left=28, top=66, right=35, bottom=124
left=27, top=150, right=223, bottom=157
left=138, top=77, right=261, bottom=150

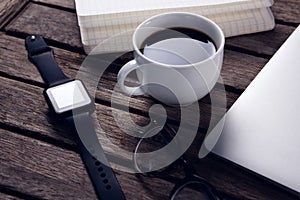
left=1, top=78, right=299, bottom=200
left=0, top=74, right=221, bottom=164
left=0, top=193, right=23, bottom=200
left=221, top=49, right=268, bottom=89
left=5, top=3, right=82, bottom=49
left=0, top=32, right=265, bottom=95
left=33, top=0, right=75, bottom=9
left=0, top=128, right=175, bottom=200
left=0, top=33, right=269, bottom=129
left=0, top=75, right=152, bottom=151
left=226, top=24, right=295, bottom=57
left=0, top=105, right=296, bottom=200
left=0, top=76, right=73, bottom=145
left=0, top=129, right=96, bottom=200
left=272, top=0, right=300, bottom=24
left=0, top=34, right=255, bottom=132
left=0, top=0, right=28, bottom=28
left=1, top=60, right=300, bottom=200
left=194, top=155, right=300, bottom=200
left=0, top=1, right=298, bottom=200
left=0, top=34, right=297, bottom=199
left=0, top=33, right=84, bottom=85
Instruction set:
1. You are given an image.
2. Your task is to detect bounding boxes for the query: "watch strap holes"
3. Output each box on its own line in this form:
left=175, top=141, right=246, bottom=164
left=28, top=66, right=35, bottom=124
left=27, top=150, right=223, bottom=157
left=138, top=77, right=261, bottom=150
left=106, top=185, right=112, bottom=190
left=103, top=179, right=108, bottom=184
left=95, top=161, right=101, bottom=166
left=93, top=158, right=112, bottom=189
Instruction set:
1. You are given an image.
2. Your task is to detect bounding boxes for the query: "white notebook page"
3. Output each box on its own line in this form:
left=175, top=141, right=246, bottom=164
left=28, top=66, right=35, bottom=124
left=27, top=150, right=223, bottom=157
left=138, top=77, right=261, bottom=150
left=76, top=0, right=273, bottom=16
left=80, top=7, right=274, bottom=54
left=74, top=0, right=275, bottom=53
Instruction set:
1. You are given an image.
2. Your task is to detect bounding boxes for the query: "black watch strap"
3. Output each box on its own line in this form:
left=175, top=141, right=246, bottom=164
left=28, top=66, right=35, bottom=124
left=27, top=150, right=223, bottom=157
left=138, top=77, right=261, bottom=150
left=66, top=113, right=126, bottom=200
left=25, top=35, right=126, bottom=200
left=25, top=35, right=71, bottom=87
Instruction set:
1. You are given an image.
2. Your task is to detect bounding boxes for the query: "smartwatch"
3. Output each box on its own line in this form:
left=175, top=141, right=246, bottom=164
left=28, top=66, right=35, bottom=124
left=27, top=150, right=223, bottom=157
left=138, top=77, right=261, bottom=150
left=25, top=35, right=126, bottom=200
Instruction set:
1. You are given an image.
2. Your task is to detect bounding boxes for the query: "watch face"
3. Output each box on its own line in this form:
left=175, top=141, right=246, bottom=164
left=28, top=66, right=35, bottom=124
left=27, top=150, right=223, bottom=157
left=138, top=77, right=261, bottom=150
left=46, top=80, right=92, bottom=114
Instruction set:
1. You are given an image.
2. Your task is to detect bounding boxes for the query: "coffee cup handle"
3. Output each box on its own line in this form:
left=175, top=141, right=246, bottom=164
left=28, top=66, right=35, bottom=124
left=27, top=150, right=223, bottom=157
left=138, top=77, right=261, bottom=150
left=117, top=60, right=145, bottom=96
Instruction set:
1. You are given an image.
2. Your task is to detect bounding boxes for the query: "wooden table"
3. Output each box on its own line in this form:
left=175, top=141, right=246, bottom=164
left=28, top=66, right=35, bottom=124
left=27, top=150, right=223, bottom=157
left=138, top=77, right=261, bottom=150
left=0, top=0, right=299, bottom=199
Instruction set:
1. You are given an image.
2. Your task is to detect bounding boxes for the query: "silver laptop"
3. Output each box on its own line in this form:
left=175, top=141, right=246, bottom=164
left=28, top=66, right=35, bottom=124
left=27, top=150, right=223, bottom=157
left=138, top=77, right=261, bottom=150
left=204, top=25, right=300, bottom=194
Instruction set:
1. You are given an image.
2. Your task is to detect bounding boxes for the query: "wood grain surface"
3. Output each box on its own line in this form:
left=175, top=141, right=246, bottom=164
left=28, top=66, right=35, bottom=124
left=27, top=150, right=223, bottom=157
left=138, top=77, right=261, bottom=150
left=6, top=3, right=82, bottom=50
left=272, top=0, right=300, bottom=24
left=0, top=128, right=177, bottom=200
left=0, top=0, right=27, bottom=28
left=1, top=77, right=299, bottom=200
left=1, top=0, right=300, bottom=200
left=33, top=0, right=75, bottom=10
left=0, top=193, right=23, bottom=200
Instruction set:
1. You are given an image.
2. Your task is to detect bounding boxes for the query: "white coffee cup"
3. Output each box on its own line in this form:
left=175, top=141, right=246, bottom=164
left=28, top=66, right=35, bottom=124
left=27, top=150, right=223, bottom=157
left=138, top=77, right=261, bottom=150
left=117, top=12, right=225, bottom=105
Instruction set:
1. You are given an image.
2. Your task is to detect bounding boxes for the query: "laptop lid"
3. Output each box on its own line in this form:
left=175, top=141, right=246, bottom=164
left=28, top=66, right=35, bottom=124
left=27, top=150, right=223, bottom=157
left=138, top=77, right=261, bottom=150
left=203, top=25, right=300, bottom=193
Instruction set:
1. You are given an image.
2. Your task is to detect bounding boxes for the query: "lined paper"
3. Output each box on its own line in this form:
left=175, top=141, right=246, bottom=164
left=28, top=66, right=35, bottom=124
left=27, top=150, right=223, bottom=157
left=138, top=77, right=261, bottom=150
left=74, top=0, right=275, bottom=53
left=76, top=0, right=272, bottom=16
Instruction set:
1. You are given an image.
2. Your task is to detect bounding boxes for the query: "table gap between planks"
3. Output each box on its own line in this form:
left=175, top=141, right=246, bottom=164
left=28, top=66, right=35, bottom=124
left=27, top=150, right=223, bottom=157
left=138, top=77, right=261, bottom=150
left=0, top=0, right=299, bottom=200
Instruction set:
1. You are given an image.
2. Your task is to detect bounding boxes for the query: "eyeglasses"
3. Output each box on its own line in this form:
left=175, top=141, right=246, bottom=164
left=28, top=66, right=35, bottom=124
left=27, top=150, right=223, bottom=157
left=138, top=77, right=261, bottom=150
left=133, top=123, right=220, bottom=200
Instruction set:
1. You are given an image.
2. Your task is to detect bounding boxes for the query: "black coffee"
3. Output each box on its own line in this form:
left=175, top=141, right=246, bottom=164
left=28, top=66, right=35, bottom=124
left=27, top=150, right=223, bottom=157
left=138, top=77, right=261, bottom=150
left=141, top=27, right=217, bottom=57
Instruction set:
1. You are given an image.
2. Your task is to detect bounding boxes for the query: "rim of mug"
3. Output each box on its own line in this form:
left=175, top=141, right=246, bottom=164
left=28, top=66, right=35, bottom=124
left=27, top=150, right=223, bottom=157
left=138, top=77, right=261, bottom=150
left=132, top=12, right=225, bottom=68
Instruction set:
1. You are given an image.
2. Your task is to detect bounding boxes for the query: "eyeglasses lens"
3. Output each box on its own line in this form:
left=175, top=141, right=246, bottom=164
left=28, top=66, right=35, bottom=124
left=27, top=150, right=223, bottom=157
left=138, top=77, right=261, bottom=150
left=172, top=182, right=212, bottom=200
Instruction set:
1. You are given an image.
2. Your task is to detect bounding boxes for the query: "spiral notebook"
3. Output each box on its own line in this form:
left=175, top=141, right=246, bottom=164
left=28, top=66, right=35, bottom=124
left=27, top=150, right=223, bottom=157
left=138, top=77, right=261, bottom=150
left=75, top=0, right=275, bottom=53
